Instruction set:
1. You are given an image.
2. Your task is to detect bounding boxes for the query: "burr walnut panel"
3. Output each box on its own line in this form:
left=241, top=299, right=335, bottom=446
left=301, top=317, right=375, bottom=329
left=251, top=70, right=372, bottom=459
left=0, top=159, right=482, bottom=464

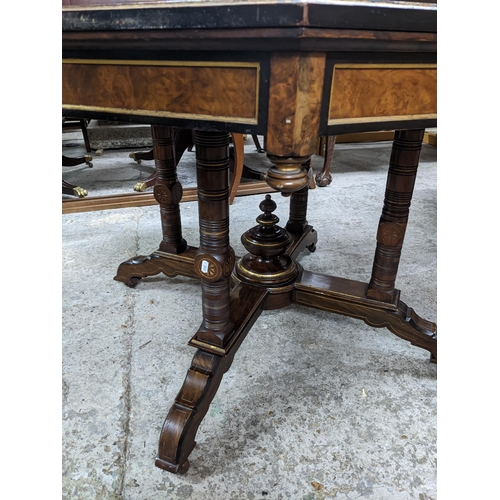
left=328, top=64, right=437, bottom=125
left=266, top=52, right=326, bottom=157
left=62, top=59, right=260, bottom=124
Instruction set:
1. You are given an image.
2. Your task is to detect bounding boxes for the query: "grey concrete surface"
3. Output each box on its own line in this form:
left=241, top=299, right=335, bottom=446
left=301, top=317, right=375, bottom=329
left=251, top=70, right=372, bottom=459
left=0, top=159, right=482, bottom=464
left=87, top=120, right=154, bottom=150
left=62, top=134, right=437, bottom=499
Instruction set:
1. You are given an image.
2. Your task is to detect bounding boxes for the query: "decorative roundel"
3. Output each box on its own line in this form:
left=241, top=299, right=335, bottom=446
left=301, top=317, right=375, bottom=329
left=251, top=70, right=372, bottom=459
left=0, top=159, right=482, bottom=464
left=153, top=184, right=172, bottom=204
left=223, top=248, right=236, bottom=277
left=194, top=255, right=222, bottom=281
left=379, top=222, right=405, bottom=246
left=171, top=182, right=183, bottom=204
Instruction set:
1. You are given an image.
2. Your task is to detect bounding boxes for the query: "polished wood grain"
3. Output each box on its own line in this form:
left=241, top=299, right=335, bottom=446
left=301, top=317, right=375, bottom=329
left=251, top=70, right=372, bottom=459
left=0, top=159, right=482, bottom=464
left=329, top=64, right=437, bottom=124
left=264, top=52, right=326, bottom=193
left=63, top=60, right=259, bottom=124
left=266, top=53, right=326, bottom=157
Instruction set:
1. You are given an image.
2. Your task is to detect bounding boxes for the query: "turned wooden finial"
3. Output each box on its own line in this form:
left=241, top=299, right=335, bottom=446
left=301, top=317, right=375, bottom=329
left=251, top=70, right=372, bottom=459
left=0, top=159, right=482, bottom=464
left=259, top=194, right=277, bottom=221
left=235, top=195, right=298, bottom=288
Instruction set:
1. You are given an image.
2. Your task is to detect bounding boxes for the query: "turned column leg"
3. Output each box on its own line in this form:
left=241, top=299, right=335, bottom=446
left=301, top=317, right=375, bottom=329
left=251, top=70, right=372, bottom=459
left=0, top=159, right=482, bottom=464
left=133, top=127, right=194, bottom=192
left=157, top=131, right=247, bottom=474
left=152, top=125, right=187, bottom=255
left=114, top=127, right=197, bottom=287
left=265, top=155, right=318, bottom=257
left=367, top=129, right=424, bottom=302
left=192, top=131, right=235, bottom=348
left=285, top=157, right=312, bottom=234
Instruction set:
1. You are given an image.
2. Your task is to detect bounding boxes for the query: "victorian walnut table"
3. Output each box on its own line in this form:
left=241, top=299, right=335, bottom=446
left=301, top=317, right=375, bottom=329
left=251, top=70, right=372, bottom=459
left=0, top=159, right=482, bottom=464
left=62, top=0, right=437, bottom=474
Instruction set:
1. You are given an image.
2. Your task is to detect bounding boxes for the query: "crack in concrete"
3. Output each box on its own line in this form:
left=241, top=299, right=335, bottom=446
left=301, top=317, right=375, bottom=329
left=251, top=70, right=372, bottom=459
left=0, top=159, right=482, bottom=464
left=116, top=208, right=145, bottom=499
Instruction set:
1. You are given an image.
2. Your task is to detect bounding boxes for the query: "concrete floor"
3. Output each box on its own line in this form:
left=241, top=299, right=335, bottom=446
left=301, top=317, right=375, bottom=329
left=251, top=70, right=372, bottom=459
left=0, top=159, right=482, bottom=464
left=62, top=132, right=437, bottom=499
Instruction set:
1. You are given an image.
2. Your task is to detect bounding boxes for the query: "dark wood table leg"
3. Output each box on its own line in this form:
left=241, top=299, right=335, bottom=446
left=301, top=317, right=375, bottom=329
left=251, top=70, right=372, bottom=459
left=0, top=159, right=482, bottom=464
left=62, top=154, right=92, bottom=197
left=114, top=126, right=196, bottom=287
left=151, top=126, right=188, bottom=255
left=190, top=131, right=236, bottom=347
left=132, top=128, right=193, bottom=192
left=62, top=179, right=88, bottom=198
left=284, top=158, right=318, bottom=257
left=367, top=129, right=424, bottom=302
left=315, top=135, right=336, bottom=187
left=156, top=131, right=249, bottom=473
left=366, top=128, right=437, bottom=360
left=251, top=134, right=265, bottom=153
left=156, top=281, right=268, bottom=473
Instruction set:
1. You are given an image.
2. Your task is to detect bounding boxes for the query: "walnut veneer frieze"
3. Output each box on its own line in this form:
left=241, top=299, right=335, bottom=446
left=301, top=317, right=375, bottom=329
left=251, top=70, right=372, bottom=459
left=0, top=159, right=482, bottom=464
left=328, top=64, right=437, bottom=125
left=62, top=59, right=260, bottom=124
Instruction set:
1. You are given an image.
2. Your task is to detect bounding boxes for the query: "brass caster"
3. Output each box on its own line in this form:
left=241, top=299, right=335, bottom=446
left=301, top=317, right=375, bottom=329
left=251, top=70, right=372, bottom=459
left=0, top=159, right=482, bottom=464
left=129, top=152, right=141, bottom=164
left=84, top=155, right=93, bottom=168
left=73, top=186, right=88, bottom=198
left=134, top=181, right=147, bottom=192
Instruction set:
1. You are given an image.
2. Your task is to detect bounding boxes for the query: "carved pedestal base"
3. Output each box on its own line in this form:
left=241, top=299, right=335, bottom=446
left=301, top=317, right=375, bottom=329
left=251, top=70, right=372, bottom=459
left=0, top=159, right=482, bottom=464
left=153, top=192, right=436, bottom=474
left=116, top=128, right=436, bottom=475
